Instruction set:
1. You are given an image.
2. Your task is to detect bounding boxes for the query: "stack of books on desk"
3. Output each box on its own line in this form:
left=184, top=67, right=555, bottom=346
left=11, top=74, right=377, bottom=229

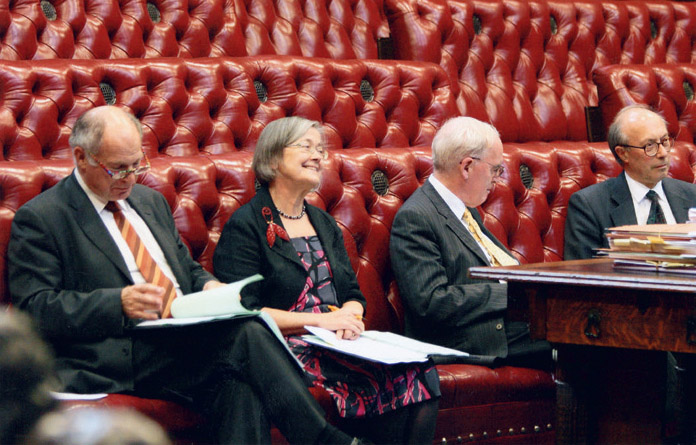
left=600, top=223, right=696, bottom=274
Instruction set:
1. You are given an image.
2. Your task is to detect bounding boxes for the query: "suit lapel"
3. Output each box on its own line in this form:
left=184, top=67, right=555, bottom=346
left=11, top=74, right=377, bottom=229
left=253, top=188, right=307, bottom=269
left=663, top=178, right=691, bottom=223
left=65, top=174, right=132, bottom=281
left=422, top=182, right=491, bottom=266
left=609, top=173, right=638, bottom=227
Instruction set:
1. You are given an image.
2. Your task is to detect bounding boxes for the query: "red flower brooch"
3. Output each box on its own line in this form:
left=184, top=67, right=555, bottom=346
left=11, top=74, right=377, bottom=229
left=262, top=206, right=289, bottom=247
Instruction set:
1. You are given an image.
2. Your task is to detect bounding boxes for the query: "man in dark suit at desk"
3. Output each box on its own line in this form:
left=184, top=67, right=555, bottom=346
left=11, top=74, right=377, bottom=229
left=7, top=106, right=358, bottom=445
left=564, top=104, right=696, bottom=260
left=390, top=116, right=549, bottom=367
left=564, top=104, right=696, bottom=443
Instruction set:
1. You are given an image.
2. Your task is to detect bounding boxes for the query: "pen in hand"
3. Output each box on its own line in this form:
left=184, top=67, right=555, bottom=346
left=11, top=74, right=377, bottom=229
left=327, top=304, right=365, bottom=321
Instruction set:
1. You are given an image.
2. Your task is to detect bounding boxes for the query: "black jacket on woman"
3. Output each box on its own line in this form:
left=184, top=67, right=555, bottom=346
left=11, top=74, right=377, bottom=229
left=213, top=186, right=367, bottom=313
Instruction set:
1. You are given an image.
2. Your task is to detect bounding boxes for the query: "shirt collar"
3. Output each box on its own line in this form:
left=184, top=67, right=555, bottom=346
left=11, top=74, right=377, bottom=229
left=624, top=173, right=666, bottom=205
left=74, top=169, right=126, bottom=213
left=429, top=174, right=468, bottom=219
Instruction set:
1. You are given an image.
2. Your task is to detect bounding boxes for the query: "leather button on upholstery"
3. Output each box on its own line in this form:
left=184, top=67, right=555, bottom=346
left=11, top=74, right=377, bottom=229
left=496, top=323, right=503, bottom=330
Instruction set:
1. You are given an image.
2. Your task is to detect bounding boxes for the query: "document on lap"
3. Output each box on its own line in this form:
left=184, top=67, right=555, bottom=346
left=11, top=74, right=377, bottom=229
left=134, top=275, right=302, bottom=368
left=303, top=326, right=469, bottom=365
left=136, top=274, right=263, bottom=326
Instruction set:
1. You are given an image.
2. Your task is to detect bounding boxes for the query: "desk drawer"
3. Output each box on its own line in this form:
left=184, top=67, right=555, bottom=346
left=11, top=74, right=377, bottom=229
left=545, top=295, right=696, bottom=353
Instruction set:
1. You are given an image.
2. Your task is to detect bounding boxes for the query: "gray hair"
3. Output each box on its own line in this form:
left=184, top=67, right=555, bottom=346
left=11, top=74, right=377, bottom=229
left=69, top=106, right=143, bottom=156
left=252, top=117, right=324, bottom=185
left=432, top=116, right=500, bottom=174
left=607, top=104, right=666, bottom=165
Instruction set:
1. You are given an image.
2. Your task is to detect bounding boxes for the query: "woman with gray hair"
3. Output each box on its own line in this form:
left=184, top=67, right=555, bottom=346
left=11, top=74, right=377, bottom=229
left=214, top=117, right=440, bottom=444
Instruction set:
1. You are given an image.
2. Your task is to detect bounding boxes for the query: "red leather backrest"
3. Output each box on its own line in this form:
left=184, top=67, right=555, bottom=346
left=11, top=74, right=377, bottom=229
left=594, top=64, right=696, bottom=146
left=2, top=0, right=388, bottom=60
left=384, top=0, right=696, bottom=143
left=0, top=57, right=457, bottom=161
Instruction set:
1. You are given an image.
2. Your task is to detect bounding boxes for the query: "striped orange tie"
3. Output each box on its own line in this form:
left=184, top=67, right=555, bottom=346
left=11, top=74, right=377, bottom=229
left=106, top=202, right=177, bottom=318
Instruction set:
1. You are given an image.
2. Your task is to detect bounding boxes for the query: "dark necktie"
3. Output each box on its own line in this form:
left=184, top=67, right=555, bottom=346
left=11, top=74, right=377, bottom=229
left=105, top=201, right=177, bottom=318
left=645, top=190, right=667, bottom=225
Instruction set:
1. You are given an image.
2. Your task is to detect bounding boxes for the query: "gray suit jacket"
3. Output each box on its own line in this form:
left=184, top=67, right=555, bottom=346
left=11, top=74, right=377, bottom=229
left=564, top=172, right=696, bottom=260
left=390, top=181, right=509, bottom=358
left=8, top=172, right=214, bottom=393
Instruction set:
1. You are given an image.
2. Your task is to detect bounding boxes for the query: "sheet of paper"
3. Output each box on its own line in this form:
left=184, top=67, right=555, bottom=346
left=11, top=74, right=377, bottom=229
left=136, top=312, right=257, bottom=328
left=51, top=392, right=108, bottom=401
left=170, top=274, right=263, bottom=318
left=302, top=326, right=428, bottom=365
left=303, top=326, right=467, bottom=364
left=360, top=330, right=469, bottom=357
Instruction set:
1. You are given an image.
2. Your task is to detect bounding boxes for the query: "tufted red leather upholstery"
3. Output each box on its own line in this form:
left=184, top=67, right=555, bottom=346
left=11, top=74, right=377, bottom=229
left=594, top=64, right=696, bottom=148
left=1, top=0, right=388, bottom=60
left=0, top=57, right=457, bottom=161
left=384, top=0, right=696, bottom=142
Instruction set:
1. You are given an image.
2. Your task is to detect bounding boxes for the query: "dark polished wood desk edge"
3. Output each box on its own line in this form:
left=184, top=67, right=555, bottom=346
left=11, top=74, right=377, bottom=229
left=469, top=258, right=696, bottom=293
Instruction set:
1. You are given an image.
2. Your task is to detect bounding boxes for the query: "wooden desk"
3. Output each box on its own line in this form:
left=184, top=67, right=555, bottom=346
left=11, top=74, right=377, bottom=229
left=470, top=258, right=696, bottom=444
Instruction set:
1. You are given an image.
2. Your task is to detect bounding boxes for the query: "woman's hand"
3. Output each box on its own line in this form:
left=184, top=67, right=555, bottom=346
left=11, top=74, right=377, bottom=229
left=322, top=302, right=365, bottom=340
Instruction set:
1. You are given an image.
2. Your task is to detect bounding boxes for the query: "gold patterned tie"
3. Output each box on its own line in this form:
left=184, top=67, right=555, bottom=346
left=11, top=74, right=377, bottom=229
left=462, top=209, right=518, bottom=267
left=106, top=202, right=177, bottom=318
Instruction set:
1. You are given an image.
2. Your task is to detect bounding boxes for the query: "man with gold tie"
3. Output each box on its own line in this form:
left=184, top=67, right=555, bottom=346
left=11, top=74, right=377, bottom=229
left=8, top=106, right=361, bottom=445
left=390, top=116, right=550, bottom=367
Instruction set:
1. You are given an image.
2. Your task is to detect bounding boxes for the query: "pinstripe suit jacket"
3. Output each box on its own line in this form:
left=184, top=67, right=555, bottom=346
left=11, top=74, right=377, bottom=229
left=390, top=181, right=509, bottom=358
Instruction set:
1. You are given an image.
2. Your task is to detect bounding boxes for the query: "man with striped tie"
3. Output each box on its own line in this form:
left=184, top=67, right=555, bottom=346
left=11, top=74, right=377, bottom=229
left=8, top=106, right=359, bottom=445
left=390, top=116, right=550, bottom=368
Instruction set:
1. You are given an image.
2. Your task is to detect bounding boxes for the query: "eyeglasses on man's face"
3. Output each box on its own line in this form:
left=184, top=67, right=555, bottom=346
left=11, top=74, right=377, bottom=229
left=86, top=150, right=151, bottom=180
left=471, top=157, right=505, bottom=178
left=619, top=135, right=674, bottom=157
left=286, top=143, right=328, bottom=160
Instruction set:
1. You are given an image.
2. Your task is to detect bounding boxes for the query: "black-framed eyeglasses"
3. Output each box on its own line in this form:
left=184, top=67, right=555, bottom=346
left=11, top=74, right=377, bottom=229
left=286, top=143, right=328, bottom=160
left=471, top=157, right=505, bottom=178
left=86, top=150, right=151, bottom=180
left=619, top=136, right=674, bottom=157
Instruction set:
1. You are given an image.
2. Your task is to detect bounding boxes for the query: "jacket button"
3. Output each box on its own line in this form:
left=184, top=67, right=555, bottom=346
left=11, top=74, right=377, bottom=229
left=496, top=323, right=503, bottom=330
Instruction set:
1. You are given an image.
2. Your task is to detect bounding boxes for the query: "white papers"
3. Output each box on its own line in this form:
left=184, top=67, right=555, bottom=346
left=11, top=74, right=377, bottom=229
left=302, top=326, right=468, bottom=365
left=133, top=275, right=302, bottom=369
left=136, top=313, right=256, bottom=328
left=170, top=274, right=264, bottom=318
left=50, top=392, right=108, bottom=401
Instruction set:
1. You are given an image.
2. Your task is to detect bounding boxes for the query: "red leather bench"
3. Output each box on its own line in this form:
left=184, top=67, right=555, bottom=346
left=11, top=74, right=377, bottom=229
left=384, top=0, right=696, bottom=143
left=0, top=56, right=556, bottom=443
left=0, top=56, right=455, bottom=161
left=1, top=0, right=389, bottom=59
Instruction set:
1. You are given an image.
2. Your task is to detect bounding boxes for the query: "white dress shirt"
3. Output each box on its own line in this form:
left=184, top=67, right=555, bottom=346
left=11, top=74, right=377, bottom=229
left=624, top=174, right=676, bottom=225
left=429, top=175, right=499, bottom=264
left=75, top=170, right=183, bottom=297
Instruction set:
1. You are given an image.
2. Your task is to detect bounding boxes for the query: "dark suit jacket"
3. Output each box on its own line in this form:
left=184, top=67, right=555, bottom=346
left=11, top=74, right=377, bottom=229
left=564, top=172, right=696, bottom=260
left=8, top=172, right=214, bottom=393
left=213, top=186, right=366, bottom=312
left=389, top=181, right=508, bottom=358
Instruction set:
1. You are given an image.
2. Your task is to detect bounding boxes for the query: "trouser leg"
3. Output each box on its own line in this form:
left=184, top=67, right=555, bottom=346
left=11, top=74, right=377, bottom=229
left=216, top=320, right=337, bottom=444
left=133, top=318, right=353, bottom=445
left=207, top=378, right=271, bottom=444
